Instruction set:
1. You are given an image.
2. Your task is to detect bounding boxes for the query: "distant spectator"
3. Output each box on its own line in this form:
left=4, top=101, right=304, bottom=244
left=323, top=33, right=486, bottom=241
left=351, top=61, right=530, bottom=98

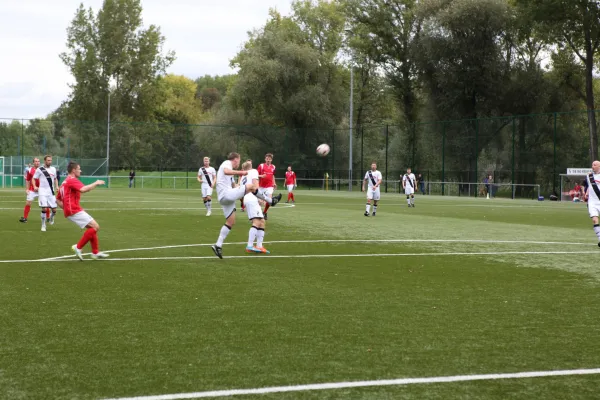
left=483, top=175, right=493, bottom=199
left=417, top=173, right=425, bottom=195
left=129, top=169, right=135, bottom=188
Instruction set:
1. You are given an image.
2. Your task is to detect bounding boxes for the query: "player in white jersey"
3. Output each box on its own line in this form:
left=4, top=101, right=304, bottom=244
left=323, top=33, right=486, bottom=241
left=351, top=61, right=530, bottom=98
left=402, top=168, right=417, bottom=207
left=32, top=155, right=59, bottom=232
left=584, top=160, right=600, bottom=247
left=211, top=152, right=282, bottom=259
left=197, top=157, right=217, bottom=216
left=241, top=161, right=270, bottom=254
left=363, top=162, right=382, bottom=217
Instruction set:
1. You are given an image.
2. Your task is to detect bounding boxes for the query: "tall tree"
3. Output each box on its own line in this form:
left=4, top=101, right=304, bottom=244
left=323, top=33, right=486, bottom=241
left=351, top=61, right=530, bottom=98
left=345, top=0, right=421, bottom=126
left=60, top=0, right=175, bottom=122
left=514, top=0, right=600, bottom=161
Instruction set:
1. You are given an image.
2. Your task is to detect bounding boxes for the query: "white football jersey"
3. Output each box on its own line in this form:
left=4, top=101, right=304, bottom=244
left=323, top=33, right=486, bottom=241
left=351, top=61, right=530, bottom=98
left=198, top=166, right=216, bottom=188
left=403, top=173, right=416, bottom=189
left=364, top=170, right=382, bottom=189
left=33, top=166, right=57, bottom=196
left=587, top=173, right=600, bottom=204
left=216, top=160, right=236, bottom=196
left=242, top=169, right=260, bottom=204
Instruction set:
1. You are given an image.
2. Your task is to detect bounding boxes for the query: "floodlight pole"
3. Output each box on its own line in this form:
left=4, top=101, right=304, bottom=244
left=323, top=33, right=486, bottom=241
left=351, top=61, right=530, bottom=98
left=349, top=67, right=353, bottom=191
left=107, top=90, right=111, bottom=182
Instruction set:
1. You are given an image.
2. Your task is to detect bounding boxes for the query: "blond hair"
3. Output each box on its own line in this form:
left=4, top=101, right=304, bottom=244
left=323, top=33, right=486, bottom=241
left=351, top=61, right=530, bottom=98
left=241, top=161, right=252, bottom=171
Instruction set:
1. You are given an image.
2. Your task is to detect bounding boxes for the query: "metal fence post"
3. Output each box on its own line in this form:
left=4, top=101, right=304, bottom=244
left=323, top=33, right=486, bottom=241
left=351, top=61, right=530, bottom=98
left=442, top=122, right=446, bottom=196
left=385, top=124, right=389, bottom=193
left=512, top=117, right=516, bottom=199
left=553, top=112, right=557, bottom=193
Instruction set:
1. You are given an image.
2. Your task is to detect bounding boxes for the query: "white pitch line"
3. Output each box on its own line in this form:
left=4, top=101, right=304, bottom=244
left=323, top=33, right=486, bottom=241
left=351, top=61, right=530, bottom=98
left=34, top=238, right=597, bottom=262
left=101, top=367, right=600, bottom=400
left=8, top=250, right=600, bottom=264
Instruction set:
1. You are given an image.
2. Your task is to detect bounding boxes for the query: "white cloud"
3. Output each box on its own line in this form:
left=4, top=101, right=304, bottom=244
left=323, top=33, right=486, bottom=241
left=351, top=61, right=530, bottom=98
left=0, top=0, right=293, bottom=119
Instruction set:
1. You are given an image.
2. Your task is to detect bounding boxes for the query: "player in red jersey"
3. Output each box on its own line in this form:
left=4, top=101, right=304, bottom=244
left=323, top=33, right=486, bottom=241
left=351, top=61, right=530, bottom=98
left=19, top=158, right=40, bottom=222
left=56, top=161, right=108, bottom=260
left=257, top=153, right=277, bottom=219
left=285, top=165, right=297, bottom=204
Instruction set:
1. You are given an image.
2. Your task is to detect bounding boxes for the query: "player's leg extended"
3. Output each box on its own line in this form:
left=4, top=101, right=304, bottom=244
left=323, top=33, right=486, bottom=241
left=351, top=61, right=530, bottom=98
left=212, top=199, right=236, bottom=259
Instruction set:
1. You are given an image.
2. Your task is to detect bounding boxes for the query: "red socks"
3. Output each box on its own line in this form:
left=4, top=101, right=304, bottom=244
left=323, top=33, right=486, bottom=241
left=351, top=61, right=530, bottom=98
left=24, top=205, right=31, bottom=218
left=77, top=228, right=99, bottom=254
left=46, top=209, right=50, bottom=218
left=264, top=203, right=270, bottom=214
left=291, top=193, right=295, bottom=201
left=287, top=193, right=292, bottom=201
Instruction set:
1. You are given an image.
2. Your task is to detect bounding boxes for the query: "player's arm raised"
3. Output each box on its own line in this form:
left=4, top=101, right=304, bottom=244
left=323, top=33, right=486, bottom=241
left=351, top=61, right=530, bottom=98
left=80, top=180, right=105, bottom=193
left=223, top=167, right=247, bottom=176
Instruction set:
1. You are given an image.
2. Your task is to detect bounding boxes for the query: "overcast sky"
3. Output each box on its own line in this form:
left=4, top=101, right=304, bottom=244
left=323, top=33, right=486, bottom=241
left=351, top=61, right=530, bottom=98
left=0, top=0, right=293, bottom=120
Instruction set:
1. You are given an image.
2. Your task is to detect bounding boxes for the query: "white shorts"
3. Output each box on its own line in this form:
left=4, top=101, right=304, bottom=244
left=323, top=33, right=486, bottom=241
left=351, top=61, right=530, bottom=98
left=367, top=187, right=381, bottom=201
left=67, top=211, right=94, bottom=229
left=589, top=203, right=600, bottom=218
left=287, top=184, right=294, bottom=192
left=218, top=186, right=247, bottom=218
left=39, top=195, right=57, bottom=208
left=26, top=191, right=39, bottom=202
left=244, top=199, right=264, bottom=220
left=201, top=186, right=213, bottom=198
left=258, top=187, right=274, bottom=198
left=405, top=186, right=415, bottom=195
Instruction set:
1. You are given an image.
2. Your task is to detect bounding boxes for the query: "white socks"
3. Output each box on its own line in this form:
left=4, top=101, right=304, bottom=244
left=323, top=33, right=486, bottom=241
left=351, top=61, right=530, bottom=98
left=216, top=224, right=231, bottom=247
left=366, top=203, right=371, bottom=213
left=248, top=226, right=258, bottom=247
left=256, top=228, right=265, bottom=248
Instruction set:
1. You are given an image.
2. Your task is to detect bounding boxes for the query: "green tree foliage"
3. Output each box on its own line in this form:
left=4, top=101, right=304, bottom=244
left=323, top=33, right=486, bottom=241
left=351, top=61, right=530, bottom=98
left=60, top=0, right=175, bottom=122
left=513, top=0, right=600, bottom=160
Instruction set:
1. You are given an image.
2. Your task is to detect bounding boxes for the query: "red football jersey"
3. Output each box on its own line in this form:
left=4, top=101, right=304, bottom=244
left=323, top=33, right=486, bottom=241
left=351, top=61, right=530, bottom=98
left=257, top=163, right=276, bottom=188
left=25, top=167, right=40, bottom=191
left=285, top=171, right=296, bottom=185
left=58, top=176, right=85, bottom=217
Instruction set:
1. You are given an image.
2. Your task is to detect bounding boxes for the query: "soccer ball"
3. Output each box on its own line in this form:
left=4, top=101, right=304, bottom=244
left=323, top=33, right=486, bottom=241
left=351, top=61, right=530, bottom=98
left=316, top=143, right=330, bottom=156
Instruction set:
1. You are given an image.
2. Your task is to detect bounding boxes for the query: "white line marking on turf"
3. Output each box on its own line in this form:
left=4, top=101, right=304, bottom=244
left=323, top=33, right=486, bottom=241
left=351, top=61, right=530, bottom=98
left=101, top=368, right=600, bottom=400
left=6, top=250, right=600, bottom=264
left=3, top=239, right=597, bottom=263
left=35, top=239, right=598, bottom=262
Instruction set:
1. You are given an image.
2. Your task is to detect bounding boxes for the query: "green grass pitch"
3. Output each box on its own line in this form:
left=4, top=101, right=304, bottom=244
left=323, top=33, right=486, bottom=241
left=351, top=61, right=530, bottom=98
left=1, top=188, right=600, bottom=399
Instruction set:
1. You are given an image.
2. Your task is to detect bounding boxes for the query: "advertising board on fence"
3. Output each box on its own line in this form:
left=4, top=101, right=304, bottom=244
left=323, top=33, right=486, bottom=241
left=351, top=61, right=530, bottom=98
left=567, top=168, right=593, bottom=175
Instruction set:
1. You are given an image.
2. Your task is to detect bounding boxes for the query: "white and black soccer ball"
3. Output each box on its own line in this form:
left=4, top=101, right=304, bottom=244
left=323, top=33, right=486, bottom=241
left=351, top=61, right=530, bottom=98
left=316, top=143, right=330, bottom=156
